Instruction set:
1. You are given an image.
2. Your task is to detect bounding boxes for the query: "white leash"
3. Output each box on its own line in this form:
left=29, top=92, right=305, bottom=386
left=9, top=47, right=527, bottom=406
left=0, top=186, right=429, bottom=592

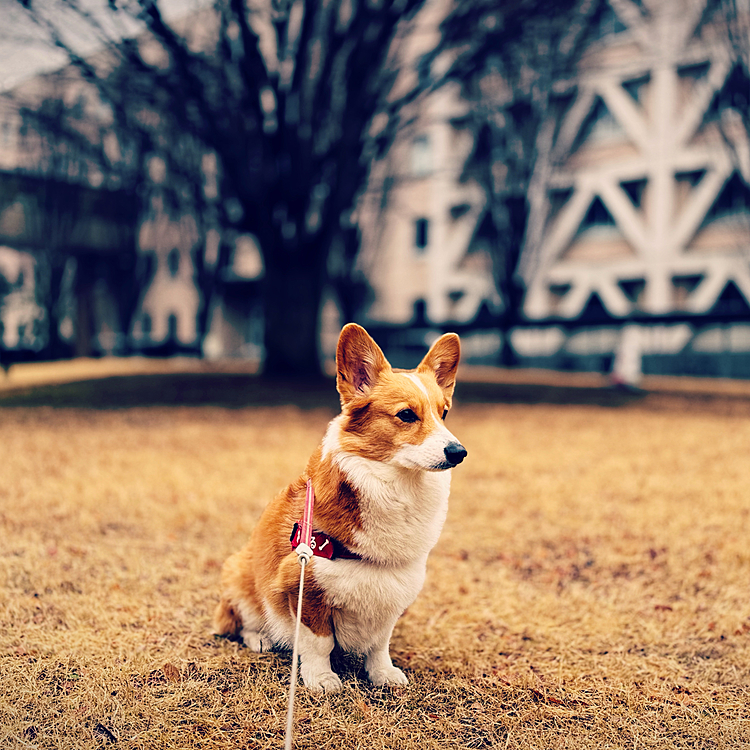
left=284, top=480, right=315, bottom=750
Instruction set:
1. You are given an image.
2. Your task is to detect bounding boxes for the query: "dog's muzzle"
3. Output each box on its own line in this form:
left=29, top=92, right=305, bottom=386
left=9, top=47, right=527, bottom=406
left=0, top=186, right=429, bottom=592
left=444, top=442, right=467, bottom=467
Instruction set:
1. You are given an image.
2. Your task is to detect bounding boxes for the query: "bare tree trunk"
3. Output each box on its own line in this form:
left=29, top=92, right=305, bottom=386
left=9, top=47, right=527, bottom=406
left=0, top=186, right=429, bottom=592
left=38, top=257, right=72, bottom=361
left=261, top=247, right=325, bottom=378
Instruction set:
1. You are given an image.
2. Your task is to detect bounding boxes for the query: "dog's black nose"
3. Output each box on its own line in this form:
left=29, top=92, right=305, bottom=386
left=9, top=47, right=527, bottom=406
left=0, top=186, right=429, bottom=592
left=444, top=442, right=467, bottom=466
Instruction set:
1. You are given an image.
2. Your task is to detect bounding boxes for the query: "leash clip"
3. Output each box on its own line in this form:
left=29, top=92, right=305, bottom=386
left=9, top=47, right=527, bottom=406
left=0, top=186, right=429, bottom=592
left=295, top=542, right=313, bottom=564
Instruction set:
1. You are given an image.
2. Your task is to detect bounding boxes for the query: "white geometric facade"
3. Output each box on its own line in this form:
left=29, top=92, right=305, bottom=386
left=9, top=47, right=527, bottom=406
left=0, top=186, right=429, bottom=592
left=521, top=0, right=750, bottom=324
left=358, top=83, right=502, bottom=331
left=356, top=0, right=503, bottom=348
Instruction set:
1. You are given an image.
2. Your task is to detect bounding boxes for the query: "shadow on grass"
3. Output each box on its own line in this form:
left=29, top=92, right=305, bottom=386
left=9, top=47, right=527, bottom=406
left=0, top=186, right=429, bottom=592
left=0, top=372, right=341, bottom=410
left=0, top=370, right=645, bottom=410
left=1, top=369, right=749, bottom=415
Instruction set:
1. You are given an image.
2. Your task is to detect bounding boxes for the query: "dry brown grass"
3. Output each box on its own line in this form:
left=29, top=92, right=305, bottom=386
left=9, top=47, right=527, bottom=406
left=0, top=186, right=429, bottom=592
left=2, top=360, right=750, bottom=749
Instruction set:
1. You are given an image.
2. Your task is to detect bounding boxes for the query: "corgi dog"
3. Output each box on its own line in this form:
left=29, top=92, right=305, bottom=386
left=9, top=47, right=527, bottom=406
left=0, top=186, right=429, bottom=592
left=213, top=323, right=466, bottom=691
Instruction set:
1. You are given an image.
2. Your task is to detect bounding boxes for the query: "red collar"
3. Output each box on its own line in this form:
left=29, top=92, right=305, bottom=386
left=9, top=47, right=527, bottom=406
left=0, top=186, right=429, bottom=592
left=290, top=521, right=361, bottom=561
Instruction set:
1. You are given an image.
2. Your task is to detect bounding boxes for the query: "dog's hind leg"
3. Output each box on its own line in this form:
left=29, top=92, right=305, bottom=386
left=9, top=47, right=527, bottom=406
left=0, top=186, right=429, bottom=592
left=213, top=597, right=243, bottom=638
left=236, top=602, right=269, bottom=652
left=214, top=550, right=270, bottom=651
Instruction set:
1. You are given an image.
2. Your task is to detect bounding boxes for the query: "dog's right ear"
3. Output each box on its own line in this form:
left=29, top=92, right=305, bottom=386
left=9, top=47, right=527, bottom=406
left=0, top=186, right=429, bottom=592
left=336, top=323, right=389, bottom=406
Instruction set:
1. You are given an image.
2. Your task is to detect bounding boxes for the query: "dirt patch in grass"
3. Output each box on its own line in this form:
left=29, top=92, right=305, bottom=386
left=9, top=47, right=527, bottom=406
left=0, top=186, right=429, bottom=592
left=2, top=362, right=749, bottom=748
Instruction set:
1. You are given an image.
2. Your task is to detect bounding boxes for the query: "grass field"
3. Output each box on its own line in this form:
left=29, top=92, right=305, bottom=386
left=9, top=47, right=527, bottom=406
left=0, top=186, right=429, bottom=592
left=1, top=359, right=750, bottom=749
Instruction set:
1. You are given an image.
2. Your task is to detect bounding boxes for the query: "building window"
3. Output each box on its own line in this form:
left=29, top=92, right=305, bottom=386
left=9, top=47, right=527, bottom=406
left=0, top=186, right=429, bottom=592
left=672, top=274, right=703, bottom=309
left=411, top=135, right=432, bottom=177
left=450, top=203, right=471, bottom=220
left=703, top=173, right=750, bottom=221
left=620, top=179, right=647, bottom=209
left=622, top=74, right=650, bottom=105
left=167, top=248, right=180, bottom=277
left=168, top=314, right=178, bottom=342
left=618, top=278, right=646, bottom=307
left=581, top=197, right=615, bottom=228
left=596, top=6, right=627, bottom=39
left=415, top=218, right=429, bottom=251
left=549, top=283, right=572, bottom=312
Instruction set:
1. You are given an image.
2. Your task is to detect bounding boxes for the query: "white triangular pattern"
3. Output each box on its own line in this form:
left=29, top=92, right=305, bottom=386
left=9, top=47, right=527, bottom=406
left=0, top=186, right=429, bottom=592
left=521, top=0, right=750, bottom=320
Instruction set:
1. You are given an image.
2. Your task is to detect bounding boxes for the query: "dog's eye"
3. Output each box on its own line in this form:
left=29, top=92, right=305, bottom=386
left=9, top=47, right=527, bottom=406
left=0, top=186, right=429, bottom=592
left=396, top=409, right=419, bottom=423
left=442, top=409, right=448, bottom=421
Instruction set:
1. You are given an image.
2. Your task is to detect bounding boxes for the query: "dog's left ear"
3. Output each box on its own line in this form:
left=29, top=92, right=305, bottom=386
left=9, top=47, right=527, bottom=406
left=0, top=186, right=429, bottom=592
left=418, top=333, right=461, bottom=402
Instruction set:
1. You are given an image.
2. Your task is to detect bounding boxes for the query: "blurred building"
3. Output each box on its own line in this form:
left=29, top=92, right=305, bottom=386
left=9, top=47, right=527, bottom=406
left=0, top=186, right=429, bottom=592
left=354, top=0, right=503, bottom=366
left=356, top=82, right=504, bottom=366
left=0, top=0, right=748, bottom=377
left=131, top=194, right=201, bottom=353
left=0, top=63, right=139, bottom=361
left=516, top=0, right=750, bottom=377
left=357, top=0, right=750, bottom=376
left=0, top=245, right=41, bottom=352
left=0, top=50, right=262, bottom=361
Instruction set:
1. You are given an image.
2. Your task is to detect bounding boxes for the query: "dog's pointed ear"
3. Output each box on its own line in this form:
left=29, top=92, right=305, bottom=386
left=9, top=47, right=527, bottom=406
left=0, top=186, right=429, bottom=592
left=417, top=333, right=461, bottom=403
left=336, top=324, right=390, bottom=406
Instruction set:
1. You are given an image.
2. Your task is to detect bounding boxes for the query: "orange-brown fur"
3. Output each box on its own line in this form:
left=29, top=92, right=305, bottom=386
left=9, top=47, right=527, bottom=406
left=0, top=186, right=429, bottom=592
left=214, top=323, right=465, bottom=690
left=214, top=450, right=360, bottom=639
left=338, top=370, right=450, bottom=462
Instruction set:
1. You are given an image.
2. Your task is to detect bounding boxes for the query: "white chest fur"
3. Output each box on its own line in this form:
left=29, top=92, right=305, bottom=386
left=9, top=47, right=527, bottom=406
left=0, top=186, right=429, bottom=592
left=313, top=555, right=426, bottom=653
left=322, top=416, right=452, bottom=566
left=314, top=418, right=453, bottom=653
left=339, top=452, right=451, bottom=565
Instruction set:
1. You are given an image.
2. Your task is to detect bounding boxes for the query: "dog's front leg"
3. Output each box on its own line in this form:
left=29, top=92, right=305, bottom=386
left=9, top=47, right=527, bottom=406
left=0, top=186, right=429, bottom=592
left=364, top=623, right=408, bottom=686
left=297, top=625, right=342, bottom=692
left=278, top=557, right=341, bottom=691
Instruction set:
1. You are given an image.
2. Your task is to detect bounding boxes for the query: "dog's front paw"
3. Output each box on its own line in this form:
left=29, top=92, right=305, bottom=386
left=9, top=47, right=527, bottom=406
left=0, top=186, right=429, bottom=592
left=368, top=665, right=409, bottom=687
left=240, top=629, right=266, bottom=653
left=300, top=666, right=343, bottom=693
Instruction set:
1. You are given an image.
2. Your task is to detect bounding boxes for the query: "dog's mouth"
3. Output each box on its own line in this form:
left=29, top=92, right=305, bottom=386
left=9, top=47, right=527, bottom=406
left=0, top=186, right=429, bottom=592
left=431, top=461, right=457, bottom=471
left=431, top=447, right=468, bottom=471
